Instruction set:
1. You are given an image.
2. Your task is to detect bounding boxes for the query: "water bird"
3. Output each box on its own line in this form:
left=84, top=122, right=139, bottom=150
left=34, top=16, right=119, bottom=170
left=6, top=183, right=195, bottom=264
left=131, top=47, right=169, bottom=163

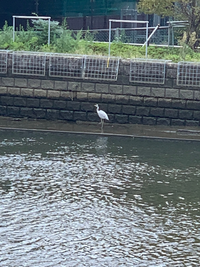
left=94, top=104, right=109, bottom=131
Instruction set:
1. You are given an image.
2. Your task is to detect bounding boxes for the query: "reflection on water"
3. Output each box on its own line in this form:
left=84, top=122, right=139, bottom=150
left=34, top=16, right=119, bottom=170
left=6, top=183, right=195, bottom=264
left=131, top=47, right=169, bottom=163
left=0, top=130, right=200, bottom=266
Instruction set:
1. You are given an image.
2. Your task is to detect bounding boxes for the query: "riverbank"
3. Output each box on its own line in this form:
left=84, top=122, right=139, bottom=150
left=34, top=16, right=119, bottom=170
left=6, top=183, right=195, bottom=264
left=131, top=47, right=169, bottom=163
left=1, top=116, right=200, bottom=141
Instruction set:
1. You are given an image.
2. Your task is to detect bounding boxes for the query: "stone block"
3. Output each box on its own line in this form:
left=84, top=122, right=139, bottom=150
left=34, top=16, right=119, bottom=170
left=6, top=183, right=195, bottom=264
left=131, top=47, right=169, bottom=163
left=179, top=110, right=193, bottom=120
left=15, top=78, right=27, bottom=88
left=186, top=100, right=200, bottom=110
left=165, top=88, right=179, bottom=99
left=41, top=80, right=54, bottom=89
left=1, top=96, right=13, bottom=106
left=7, top=87, right=20, bottom=96
left=164, top=108, right=178, bottom=118
left=116, top=95, right=129, bottom=104
left=137, top=86, right=151, bottom=96
left=0, top=105, right=6, bottom=115
left=0, top=87, right=7, bottom=95
left=123, top=85, right=137, bottom=95
left=81, top=82, right=95, bottom=92
left=68, top=81, right=81, bottom=91
left=129, top=115, right=142, bottom=124
left=122, top=105, right=136, bottom=115
left=53, top=100, right=67, bottom=109
left=166, top=67, right=177, bottom=79
left=20, top=107, right=35, bottom=118
left=55, top=81, right=68, bottom=90
left=136, top=106, right=149, bottom=116
left=87, top=112, right=99, bottom=122
left=33, top=108, right=46, bottom=119
left=129, top=96, right=143, bottom=106
left=60, top=91, right=73, bottom=100
left=193, top=111, right=200, bottom=120
left=157, top=118, right=170, bottom=126
left=108, top=104, right=121, bottom=114
left=171, top=119, right=185, bottom=126
left=2, top=77, right=14, bottom=87
left=97, top=103, right=108, bottom=112
left=7, top=106, right=20, bottom=117
left=185, top=120, right=199, bottom=127
left=115, top=114, right=128, bottom=124
left=143, top=117, right=157, bottom=125
left=60, top=110, right=74, bottom=121
left=28, top=79, right=41, bottom=88
left=164, top=78, right=173, bottom=88
left=107, top=114, right=115, bottom=122
left=95, top=83, right=109, bottom=93
left=46, top=109, right=60, bottom=120
left=180, top=90, right=194, bottom=100
left=40, top=99, right=54, bottom=108
left=158, top=98, right=171, bottom=108
left=34, top=89, right=47, bottom=98
left=109, top=84, right=123, bottom=94
left=47, top=90, right=60, bottom=99
left=144, top=97, right=157, bottom=107
left=101, top=94, right=115, bottom=103
left=120, top=60, right=130, bottom=75
left=74, top=111, right=87, bottom=121
left=150, top=107, right=164, bottom=117
left=151, top=87, right=165, bottom=97
left=13, top=97, right=27, bottom=107
left=194, top=90, right=200, bottom=100
left=21, top=88, right=34, bottom=97
left=27, top=98, right=40, bottom=108
left=76, top=92, right=88, bottom=101
left=117, top=75, right=129, bottom=85
left=88, top=93, right=101, bottom=103
left=67, top=101, right=80, bottom=110
left=171, top=100, right=186, bottom=109
left=81, top=102, right=94, bottom=112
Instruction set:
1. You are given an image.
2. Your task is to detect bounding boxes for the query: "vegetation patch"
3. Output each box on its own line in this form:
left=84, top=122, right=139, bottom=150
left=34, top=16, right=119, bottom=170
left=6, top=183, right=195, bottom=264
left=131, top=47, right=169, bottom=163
left=0, top=20, right=200, bottom=62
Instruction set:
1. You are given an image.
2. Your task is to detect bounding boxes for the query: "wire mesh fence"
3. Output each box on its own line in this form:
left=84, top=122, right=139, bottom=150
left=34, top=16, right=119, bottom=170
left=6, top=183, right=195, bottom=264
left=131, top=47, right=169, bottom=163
left=0, top=50, right=8, bottom=74
left=177, top=61, right=200, bottom=87
left=87, top=26, right=169, bottom=45
left=83, top=55, right=119, bottom=81
left=130, top=58, right=168, bottom=84
left=49, top=53, right=84, bottom=78
left=12, top=51, right=46, bottom=76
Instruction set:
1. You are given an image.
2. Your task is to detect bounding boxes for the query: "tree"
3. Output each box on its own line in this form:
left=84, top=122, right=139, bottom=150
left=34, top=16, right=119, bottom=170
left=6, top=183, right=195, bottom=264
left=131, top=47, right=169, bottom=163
left=137, top=0, right=200, bottom=49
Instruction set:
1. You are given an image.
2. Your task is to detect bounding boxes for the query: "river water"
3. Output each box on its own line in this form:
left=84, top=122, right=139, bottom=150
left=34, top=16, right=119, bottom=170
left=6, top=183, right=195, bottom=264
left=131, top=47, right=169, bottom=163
left=0, top=130, right=200, bottom=266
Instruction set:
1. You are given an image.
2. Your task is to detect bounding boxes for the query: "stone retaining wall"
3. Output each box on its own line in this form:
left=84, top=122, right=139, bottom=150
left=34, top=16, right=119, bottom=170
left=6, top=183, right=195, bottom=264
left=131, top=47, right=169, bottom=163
left=0, top=59, right=200, bottom=127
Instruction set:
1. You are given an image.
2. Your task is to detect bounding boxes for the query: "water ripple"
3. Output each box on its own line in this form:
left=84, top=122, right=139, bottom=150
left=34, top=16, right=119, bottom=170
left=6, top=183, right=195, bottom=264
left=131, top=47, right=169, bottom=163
left=0, top=132, right=200, bottom=266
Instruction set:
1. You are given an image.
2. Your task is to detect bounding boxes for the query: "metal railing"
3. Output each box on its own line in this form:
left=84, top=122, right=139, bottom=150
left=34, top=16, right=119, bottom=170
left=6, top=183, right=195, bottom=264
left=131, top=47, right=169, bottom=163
left=130, top=58, right=169, bottom=84
left=0, top=50, right=8, bottom=74
left=83, top=55, right=119, bottom=81
left=177, top=61, right=200, bottom=87
left=12, top=51, right=46, bottom=76
left=49, top=53, right=84, bottom=79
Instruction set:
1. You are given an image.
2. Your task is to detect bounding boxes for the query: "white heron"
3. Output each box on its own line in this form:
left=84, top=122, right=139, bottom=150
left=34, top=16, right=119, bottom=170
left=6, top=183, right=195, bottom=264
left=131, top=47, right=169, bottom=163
left=94, top=104, right=109, bottom=130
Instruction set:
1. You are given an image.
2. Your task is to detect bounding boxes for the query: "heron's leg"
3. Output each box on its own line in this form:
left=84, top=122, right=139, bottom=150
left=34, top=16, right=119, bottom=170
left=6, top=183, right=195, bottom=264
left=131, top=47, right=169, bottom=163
left=101, top=119, right=104, bottom=133
left=100, top=118, right=103, bottom=128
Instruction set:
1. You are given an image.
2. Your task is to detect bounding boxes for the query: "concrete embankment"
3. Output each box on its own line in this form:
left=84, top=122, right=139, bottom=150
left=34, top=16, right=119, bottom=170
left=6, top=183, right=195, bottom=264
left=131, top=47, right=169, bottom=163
left=0, top=52, right=200, bottom=127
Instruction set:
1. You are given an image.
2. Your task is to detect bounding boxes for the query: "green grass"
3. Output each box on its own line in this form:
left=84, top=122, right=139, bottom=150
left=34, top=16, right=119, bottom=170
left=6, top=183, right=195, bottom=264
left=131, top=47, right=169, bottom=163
left=89, top=42, right=200, bottom=62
